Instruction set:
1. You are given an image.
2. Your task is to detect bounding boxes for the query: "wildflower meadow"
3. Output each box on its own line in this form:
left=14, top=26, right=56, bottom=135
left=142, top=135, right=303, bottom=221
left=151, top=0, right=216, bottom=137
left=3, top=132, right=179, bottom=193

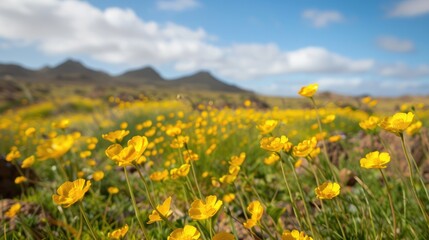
left=1, top=83, right=429, bottom=239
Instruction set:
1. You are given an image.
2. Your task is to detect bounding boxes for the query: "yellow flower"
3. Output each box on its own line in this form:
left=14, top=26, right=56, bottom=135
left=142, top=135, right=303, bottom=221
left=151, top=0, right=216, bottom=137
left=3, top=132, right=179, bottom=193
left=24, top=127, right=36, bottom=137
left=108, top=187, right=119, bottom=195
left=6, top=147, right=21, bottom=162
left=244, top=99, right=252, bottom=107
left=315, top=182, right=340, bottom=200
left=223, top=193, right=235, bottom=203
left=5, top=203, right=21, bottom=218
left=189, top=195, right=223, bottom=220
left=120, top=121, right=128, bottom=129
left=21, top=155, right=35, bottom=168
left=37, top=135, right=74, bottom=160
left=406, top=121, right=422, bottom=136
left=52, top=179, right=91, bottom=208
left=173, top=164, right=191, bottom=177
left=14, top=176, right=27, bottom=184
left=52, top=119, right=70, bottom=129
left=170, top=136, right=189, bottom=149
left=213, top=232, right=235, bottom=240
left=298, top=83, right=318, bottom=97
left=379, top=112, right=414, bottom=135
left=360, top=151, right=391, bottom=169
left=102, top=130, right=130, bottom=143
left=147, top=196, right=173, bottom=224
left=256, top=119, right=278, bottom=134
left=321, top=114, right=336, bottom=124
left=264, top=152, right=280, bottom=165
left=183, top=150, right=199, bottom=163
left=166, top=126, right=182, bottom=137
left=105, top=136, right=148, bottom=166
left=243, top=200, right=264, bottom=229
left=260, top=136, right=292, bottom=152
left=168, top=225, right=200, bottom=240
left=359, top=116, right=380, bottom=131
left=282, top=229, right=313, bottom=240
left=328, top=135, right=342, bottom=143
left=92, top=171, right=104, bottom=181
left=108, top=224, right=129, bottom=239
left=150, top=169, right=169, bottom=181
left=293, top=137, right=319, bottom=158
left=229, top=152, right=246, bottom=166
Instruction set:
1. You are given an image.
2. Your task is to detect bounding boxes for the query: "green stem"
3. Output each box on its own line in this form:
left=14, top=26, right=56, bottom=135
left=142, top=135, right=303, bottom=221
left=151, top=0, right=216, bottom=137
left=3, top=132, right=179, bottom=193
left=310, top=97, right=338, bottom=182
left=279, top=160, right=303, bottom=229
left=380, top=169, right=397, bottom=240
left=78, top=202, right=98, bottom=240
left=134, top=165, right=175, bottom=228
left=286, top=156, right=316, bottom=238
left=399, top=134, right=429, bottom=228
left=123, top=167, right=149, bottom=239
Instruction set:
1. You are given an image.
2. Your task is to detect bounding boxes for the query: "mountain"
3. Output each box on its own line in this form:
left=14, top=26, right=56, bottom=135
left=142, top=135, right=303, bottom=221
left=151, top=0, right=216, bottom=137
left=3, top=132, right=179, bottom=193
left=118, top=66, right=164, bottom=85
left=0, top=59, right=250, bottom=93
left=0, top=63, right=36, bottom=80
left=40, top=59, right=112, bottom=82
left=170, top=71, right=247, bottom=93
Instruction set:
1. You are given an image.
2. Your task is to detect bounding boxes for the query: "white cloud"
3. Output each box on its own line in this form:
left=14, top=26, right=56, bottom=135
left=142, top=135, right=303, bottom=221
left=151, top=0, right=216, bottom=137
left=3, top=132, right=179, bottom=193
left=377, top=36, right=414, bottom=53
left=317, top=77, right=363, bottom=88
left=0, top=0, right=373, bottom=80
left=157, top=0, right=199, bottom=11
left=302, top=9, right=344, bottom=28
left=389, top=0, right=429, bottom=17
left=378, top=63, right=429, bottom=78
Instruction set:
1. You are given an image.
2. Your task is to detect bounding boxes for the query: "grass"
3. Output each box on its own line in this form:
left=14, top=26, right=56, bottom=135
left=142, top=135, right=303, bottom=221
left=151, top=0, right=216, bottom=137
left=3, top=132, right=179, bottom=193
left=1, top=84, right=429, bottom=239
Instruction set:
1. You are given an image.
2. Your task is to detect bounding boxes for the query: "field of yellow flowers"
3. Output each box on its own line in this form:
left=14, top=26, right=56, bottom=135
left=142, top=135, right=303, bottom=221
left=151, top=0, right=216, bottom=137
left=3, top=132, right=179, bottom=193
left=1, top=84, right=429, bottom=239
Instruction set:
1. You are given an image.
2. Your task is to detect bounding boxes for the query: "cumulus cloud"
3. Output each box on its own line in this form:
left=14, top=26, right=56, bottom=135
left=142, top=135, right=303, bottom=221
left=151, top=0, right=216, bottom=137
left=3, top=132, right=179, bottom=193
left=0, top=0, right=373, bottom=80
left=302, top=9, right=344, bottom=28
left=377, top=36, right=414, bottom=53
left=389, top=0, right=429, bottom=17
left=157, top=0, right=199, bottom=11
left=378, top=63, right=429, bottom=78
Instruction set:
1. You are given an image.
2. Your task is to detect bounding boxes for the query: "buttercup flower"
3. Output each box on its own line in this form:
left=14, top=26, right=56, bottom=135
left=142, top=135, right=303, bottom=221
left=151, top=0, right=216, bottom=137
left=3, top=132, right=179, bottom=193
left=321, top=114, right=336, bottom=124
left=282, top=229, right=313, bottom=240
left=168, top=225, right=200, bottom=240
left=213, top=232, right=235, bottom=240
left=359, top=116, right=380, bottom=131
left=108, top=224, right=129, bottom=239
left=298, top=83, right=318, bottom=97
left=150, top=169, right=169, bottom=181
left=52, top=179, right=91, bottom=208
left=360, top=151, right=391, bottom=169
left=102, top=130, right=130, bottom=143
left=260, top=136, right=292, bottom=152
left=406, top=121, right=422, bottom=136
left=92, top=171, right=105, bottom=181
left=6, top=147, right=21, bottom=162
left=37, top=135, right=74, bottom=160
left=189, top=195, right=222, bottom=220
left=5, top=203, right=21, bottom=218
left=166, top=126, right=182, bottom=137
left=108, top=187, right=119, bottom=195
left=379, top=112, right=414, bottom=135
left=264, top=152, right=280, bottom=165
left=315, top=182, right=340, bottom=200
left=21, top=155, right=35, bottom=168
left=170, top=136, right=189, bottom=149
left=14, top=176, right=27, bottom=184
left=293, top=137, right=319, bottom=158
left=147, top=196, right=173, bottom=224
left=105, top=136, right=148, bottom=166
left=256, top=119, right=278, bottom=135
left=243, top=200, right=264, bottom=229
left=229, top=152, right=246, bottom=166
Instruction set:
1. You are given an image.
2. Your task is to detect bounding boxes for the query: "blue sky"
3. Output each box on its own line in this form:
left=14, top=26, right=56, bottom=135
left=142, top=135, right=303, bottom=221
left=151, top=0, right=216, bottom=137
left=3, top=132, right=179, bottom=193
left=1, top=0, right=429, bottom=96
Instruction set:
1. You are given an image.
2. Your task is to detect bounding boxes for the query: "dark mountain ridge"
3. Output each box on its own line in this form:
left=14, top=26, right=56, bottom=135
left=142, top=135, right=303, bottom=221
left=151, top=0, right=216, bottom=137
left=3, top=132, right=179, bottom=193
left=0, top=59, right=249, bottom=93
